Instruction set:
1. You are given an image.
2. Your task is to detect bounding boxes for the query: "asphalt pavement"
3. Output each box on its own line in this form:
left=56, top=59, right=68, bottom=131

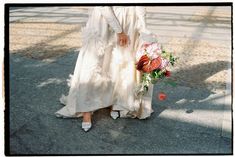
left=9, top=6, right=232, bottom=154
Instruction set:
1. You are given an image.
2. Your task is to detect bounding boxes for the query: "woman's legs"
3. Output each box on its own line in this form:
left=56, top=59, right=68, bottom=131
left=83, top=112, right=92, bottom=122
left=82, top=112, right=92, bottom=132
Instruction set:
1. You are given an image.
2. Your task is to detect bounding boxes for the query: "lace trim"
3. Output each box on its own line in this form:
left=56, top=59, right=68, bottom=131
left=81, top=27, right=106, bottom=56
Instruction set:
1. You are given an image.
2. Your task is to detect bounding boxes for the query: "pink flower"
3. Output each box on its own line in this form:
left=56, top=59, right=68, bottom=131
left=159, top=58, right=169, bottom=69
left=146, top=42, right=162, bottom=59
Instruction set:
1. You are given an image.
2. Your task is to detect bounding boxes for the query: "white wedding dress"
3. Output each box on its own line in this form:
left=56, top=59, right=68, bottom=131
left=55, top=6, right=155, bottom=119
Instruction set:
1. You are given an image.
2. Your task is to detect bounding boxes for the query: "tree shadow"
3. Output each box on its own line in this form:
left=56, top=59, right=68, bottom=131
left=172, top=60, right=230, bottom=89
left=11, top=43, right=78, bottom=60
left=9, top=49, right=232, bottom=154
left=151, top=59, right=231, bottom=113
left=8, top=6, right=232, bottom=154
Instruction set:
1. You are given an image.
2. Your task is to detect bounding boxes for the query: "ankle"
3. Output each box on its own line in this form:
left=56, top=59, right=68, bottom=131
left=83, top=112, right=92, bottom=122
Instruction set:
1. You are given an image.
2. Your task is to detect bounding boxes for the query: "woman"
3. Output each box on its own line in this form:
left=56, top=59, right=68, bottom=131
left=55, top=6, right=155, bottom=131
left=109, top=7, right=155, bottom=120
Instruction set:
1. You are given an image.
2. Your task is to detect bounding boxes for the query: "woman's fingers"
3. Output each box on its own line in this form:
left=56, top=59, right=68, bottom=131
left=119, top=39, right=123, bottom=46
left=124, top=36, right=129, bottom=46
left=118, top=33, right=129, bottom=47
left=121, top=40, right=125, bottom=46
left=120, top=38, right=125, bottom=46
left=122, top=36, right=128, bottom=46
left=122, top=39, right=126, bottom=46
left=123, top=37, right=127, bottom=46
left=126, top=37, right=129, bottom=45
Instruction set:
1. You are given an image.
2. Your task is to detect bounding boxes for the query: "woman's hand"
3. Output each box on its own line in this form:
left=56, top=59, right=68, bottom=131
left=117, top=32, right=129, bottom=47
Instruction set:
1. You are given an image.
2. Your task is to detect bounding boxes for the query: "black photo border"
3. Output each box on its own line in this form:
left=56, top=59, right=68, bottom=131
left=4, top=2, right=233, bottom=156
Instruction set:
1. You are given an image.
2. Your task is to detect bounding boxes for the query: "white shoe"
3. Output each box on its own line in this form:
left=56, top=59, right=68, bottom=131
left=110, top=111, right=120, bottom=120
left=82, top=122, right=92, bottom=132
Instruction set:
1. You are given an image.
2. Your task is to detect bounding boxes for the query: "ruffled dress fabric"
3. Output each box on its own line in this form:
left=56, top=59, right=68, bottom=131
left=55, top=7, right=155, bottom=119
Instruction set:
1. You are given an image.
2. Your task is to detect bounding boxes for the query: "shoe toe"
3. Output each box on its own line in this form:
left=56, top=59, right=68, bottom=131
left=82, top=122, right=92, bottom=132
left=110, top=111, right=120, bottom=119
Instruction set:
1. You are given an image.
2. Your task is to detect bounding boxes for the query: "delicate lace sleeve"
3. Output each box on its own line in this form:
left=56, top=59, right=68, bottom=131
left=99, top=7, right=123, bottom=33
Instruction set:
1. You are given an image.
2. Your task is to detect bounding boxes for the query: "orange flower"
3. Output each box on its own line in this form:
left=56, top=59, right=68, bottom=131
left=136, top=55, right=162, bottom=73
left=158, top=92, right=167, bottom=101
left=136, top=55, right=149, bottom=71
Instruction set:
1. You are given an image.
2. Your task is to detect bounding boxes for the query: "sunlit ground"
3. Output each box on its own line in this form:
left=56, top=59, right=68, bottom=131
left=9, top=6, right=232, bottom=154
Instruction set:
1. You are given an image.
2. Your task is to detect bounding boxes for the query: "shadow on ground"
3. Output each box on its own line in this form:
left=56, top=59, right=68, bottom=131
left=8, top=6, right=232, bottom=155
left=172, top=60, right=230, bottom=89
left=9, top=50, right=232, bottom=154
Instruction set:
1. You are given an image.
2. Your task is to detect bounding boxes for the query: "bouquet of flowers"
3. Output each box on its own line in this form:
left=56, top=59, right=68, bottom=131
left=135, top=41, right=178, bottom=96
